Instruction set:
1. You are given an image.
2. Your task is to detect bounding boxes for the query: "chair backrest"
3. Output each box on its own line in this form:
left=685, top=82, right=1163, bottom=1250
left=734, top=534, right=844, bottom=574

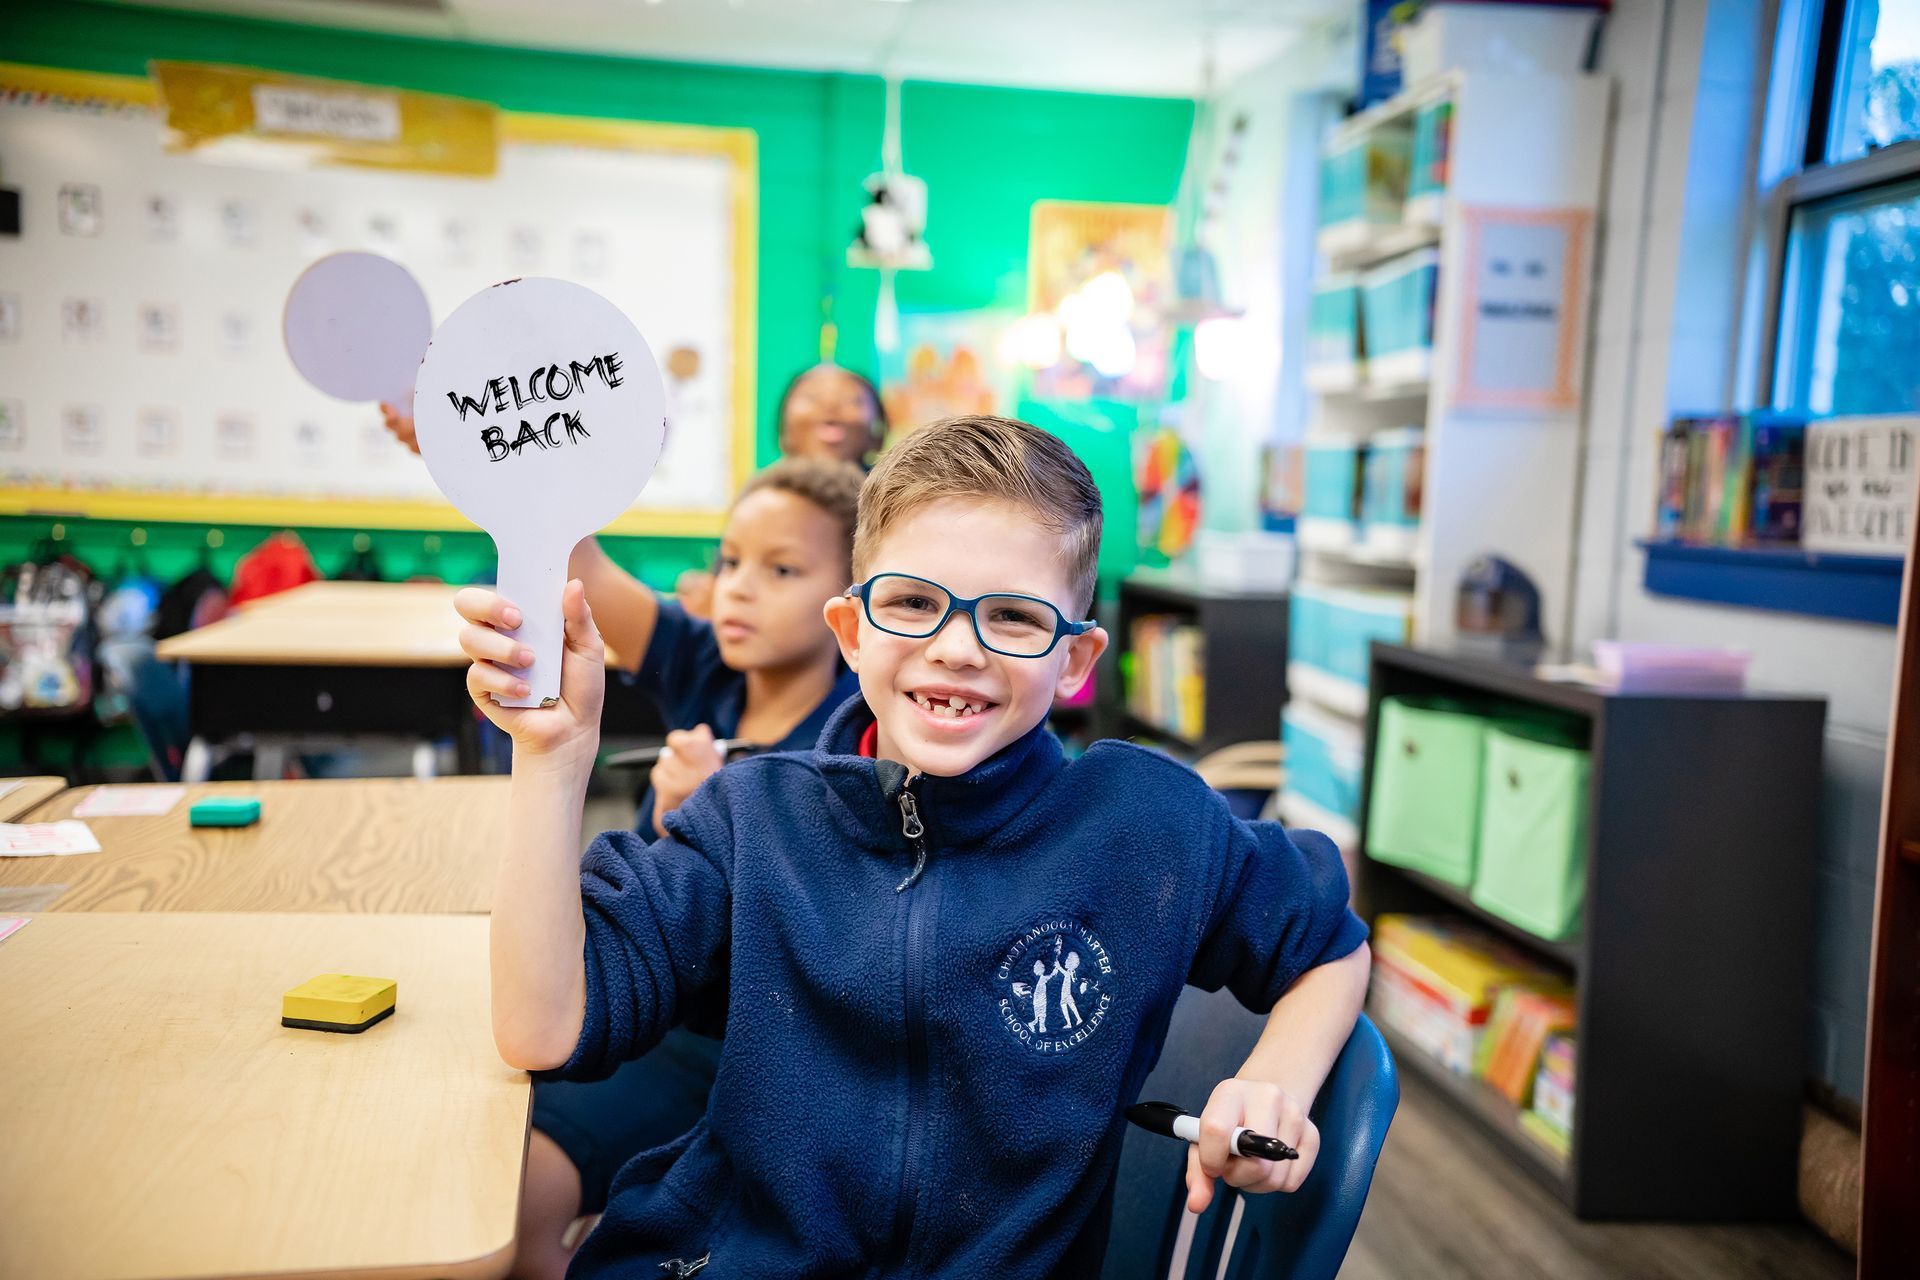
left=119, top=647, right=191, bottom=782
left=1103, top=994, right=1397, bottom=1280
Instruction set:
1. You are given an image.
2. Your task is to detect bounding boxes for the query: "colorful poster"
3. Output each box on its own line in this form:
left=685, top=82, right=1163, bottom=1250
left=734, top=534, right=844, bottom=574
left=1026, top=201, right=1173, bottom=401
left=883, top=310, right=1014, bottom=437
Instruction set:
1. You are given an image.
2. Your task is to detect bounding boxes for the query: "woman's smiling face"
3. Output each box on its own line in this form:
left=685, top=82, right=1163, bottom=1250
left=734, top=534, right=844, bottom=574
left=779, top=366, right=881, bottom=465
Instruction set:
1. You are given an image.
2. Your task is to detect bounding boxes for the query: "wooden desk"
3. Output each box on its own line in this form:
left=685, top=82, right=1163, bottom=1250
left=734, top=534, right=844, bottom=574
left=157, top=582, right=481, bottom=779
left=2, top=779, right=505, bottom=913
left=0, top=912, right=527, bottom=1280
left=159, top=581, right=470, bottom=668
left=0, top=775, right=65, bottom=821
left=154, top=580, right=655, bottom=777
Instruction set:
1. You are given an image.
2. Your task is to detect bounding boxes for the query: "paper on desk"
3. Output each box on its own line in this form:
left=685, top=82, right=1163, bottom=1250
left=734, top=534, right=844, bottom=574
left=0, top=821, right=101, bottom=857
left=74, top=785, right=185, bottom=818
left=0, top=885, right=66, bottom=912
left=0, top=916, right=27, bottom=944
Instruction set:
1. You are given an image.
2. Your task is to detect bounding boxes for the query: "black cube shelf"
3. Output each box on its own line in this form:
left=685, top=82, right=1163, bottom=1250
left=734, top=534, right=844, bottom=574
left=1111, top=567, right=1288, bottom=756
left=1357, top=642, right=1826, bottom=1221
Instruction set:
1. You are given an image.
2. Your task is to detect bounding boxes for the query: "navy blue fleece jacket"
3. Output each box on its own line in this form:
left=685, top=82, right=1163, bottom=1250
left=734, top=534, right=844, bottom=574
left=551, top=695, right=1367, bottom=1278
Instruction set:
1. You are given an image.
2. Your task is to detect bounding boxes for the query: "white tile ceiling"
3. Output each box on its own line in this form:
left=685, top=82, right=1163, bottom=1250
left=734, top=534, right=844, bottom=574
left=113, top=0, right=1353, bottom=96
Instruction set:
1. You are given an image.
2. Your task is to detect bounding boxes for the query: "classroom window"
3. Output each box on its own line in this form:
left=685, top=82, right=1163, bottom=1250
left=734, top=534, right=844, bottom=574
left=1818, top=0, right=1920, bottom=162
left=1774, top=178, right=1920, bottom=413
left=1768, top=0, right=1920, bottom=414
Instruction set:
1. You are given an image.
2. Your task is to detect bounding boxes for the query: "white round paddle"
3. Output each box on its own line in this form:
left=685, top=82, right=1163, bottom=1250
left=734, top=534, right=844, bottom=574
left=412, top=278, right=665, bottom=707
left=283, top=251, right=432, bottom=408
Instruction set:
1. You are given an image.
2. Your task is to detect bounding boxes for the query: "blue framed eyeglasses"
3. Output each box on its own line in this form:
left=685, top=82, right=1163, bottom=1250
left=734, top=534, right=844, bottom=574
left=849, top=574, right=1094, bottom=659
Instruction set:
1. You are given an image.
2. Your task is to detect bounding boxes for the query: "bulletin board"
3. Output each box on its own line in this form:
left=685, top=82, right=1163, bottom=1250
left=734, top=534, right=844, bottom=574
left=0, top=62, right=757, bottom=536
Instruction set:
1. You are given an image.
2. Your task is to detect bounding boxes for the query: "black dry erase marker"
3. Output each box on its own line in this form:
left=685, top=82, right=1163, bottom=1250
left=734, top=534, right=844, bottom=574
left=603, top=739, right=769, bottom=769
left=1125, top=1100, right=1299, bottom=1162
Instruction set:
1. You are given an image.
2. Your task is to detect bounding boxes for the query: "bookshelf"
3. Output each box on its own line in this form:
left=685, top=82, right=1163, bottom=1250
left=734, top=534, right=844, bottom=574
left=1112, top=567, right=1288, bottom=757
left=1284, top=68, right=1612, bottom=858
left=1357, top=642, right=1826, bottom=1219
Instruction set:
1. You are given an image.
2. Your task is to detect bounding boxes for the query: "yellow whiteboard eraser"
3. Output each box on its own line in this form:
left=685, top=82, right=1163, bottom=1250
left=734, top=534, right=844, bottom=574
left=281, top=974, right=397, bottom=1033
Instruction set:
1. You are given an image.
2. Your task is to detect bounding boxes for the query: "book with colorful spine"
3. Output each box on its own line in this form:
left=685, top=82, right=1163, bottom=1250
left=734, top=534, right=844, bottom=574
left=1520, top=1030, right=1577, bottom=1158
left=1367, top=914, right=1560, bottom=1075
left=1473, top=983, right=1576, bottom=1104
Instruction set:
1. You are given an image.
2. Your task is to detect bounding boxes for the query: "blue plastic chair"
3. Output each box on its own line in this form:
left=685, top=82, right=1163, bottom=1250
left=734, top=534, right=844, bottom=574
left=1103, top=997, right=1398, bottom=1280
left=110, top=643, right=191, bottom=783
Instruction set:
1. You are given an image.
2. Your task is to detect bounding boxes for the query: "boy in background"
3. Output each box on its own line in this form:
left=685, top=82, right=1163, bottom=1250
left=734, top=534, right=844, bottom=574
left=460, top=416, right=1370, bottom=1277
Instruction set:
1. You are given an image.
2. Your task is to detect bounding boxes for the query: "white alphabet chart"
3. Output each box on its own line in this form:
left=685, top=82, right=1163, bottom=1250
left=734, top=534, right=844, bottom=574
left=0, top=62, right=756, bottom=536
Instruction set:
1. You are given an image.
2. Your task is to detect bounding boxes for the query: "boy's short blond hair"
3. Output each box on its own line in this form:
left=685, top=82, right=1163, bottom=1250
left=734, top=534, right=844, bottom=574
left=853, top=415, right=1102, bottom=616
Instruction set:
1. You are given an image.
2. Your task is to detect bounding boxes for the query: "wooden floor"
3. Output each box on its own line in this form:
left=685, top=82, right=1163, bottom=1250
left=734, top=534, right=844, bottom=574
left=1343, top=1067, right=1853, bottom=1280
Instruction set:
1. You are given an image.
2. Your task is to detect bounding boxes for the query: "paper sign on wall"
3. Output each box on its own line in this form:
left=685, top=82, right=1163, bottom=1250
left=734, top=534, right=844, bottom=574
left=1452, top=206, right=1592, bottom=413
left=413, top=278, right=666, bottom=706
left=1803, top=415, right=1917, bottom=555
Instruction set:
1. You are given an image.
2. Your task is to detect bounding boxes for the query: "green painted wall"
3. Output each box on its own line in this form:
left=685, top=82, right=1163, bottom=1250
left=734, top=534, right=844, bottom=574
left=0, top=1, right=1191, bottom=590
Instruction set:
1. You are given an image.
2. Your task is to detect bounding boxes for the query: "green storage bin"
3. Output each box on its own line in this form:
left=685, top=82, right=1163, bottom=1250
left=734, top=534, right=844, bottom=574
left=1471, top=721, right=1591, bottom=940
left=1365, top=696, right=1488, bottom=886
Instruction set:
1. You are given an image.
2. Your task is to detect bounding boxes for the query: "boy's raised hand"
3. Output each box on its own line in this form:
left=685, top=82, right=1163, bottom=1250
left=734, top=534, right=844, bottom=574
left=457, top=580, right=605, bottom=768
left=650, top=724, right=726, bottom=838
left=378, top=402, right=420, bottom=455
left=1185, top=1077, right=1320, bottom=1212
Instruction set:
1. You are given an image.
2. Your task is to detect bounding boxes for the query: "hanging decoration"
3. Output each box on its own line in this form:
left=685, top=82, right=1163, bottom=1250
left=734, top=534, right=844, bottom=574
left=847, top=77, right=932, bottom=355
left=1165, top=38, right=1249, bottom=382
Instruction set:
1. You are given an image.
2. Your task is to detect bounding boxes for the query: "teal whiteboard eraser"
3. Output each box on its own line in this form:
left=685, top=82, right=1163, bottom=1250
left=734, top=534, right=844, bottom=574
left=190, top=797, right=261, bottom=827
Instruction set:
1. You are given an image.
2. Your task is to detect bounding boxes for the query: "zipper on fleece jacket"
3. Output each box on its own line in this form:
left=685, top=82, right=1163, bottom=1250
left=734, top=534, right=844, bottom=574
left=881, top=768, right=933, bottom=1275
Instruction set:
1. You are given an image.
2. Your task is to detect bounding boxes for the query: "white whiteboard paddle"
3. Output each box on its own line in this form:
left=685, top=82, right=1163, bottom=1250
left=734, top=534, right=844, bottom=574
left=283, top=251, right=432, bottom=409
left=413, top=278, right=666, bottom=707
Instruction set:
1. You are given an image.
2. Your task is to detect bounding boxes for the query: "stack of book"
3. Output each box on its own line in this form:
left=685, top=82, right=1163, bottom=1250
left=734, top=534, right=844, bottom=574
left=1367, top=914, right=1559, bottom=1075
left=1654, top=412, right=1808, bottom=545
left=1475, top=983, right=1576, bottom=1104
left=1519, top=1032, right=1576, bottom=1158
left=1124, top=614, right=1204, bottom=743
left=1370, top=914, right=1581, bottom=1158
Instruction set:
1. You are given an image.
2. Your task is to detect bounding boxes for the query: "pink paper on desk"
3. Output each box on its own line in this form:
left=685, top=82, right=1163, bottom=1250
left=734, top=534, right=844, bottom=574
left=0, top=821, right=102, bottom=857
left=74, top=785, right=185, bottom=818
left=0, top=916, right=27, bottom=944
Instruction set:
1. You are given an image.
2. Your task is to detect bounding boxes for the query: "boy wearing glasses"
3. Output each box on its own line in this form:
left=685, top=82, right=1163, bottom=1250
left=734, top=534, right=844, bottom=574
left=466, top=415, right=1370, bottom=1278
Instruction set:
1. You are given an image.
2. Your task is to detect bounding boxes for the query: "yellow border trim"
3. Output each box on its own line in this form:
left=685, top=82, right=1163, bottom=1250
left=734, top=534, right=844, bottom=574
left=0, top=62, right=159, bottom=106
left=0, top=488, right=728, bottom=537
left=0, top=62, right=758, bottom=540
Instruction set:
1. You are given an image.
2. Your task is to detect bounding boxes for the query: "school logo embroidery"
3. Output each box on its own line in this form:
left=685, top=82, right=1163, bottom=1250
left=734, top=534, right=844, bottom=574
left=996, top=919, right=1114, bottom=1053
